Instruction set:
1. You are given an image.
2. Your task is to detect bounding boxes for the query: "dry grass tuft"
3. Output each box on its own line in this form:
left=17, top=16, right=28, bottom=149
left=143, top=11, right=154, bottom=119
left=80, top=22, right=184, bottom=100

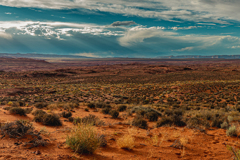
left=66, top=123, right=100, bottom=154
left=116, top=134, right=135, bottom=150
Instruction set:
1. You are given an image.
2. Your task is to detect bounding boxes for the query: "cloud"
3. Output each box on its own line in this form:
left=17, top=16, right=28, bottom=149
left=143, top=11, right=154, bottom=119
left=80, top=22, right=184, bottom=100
left=111, top=21, right=136, bottom=27
left=173, top=47, right=194, bottom=52
left=170, top=26, right=201, bottom=30
left=0, top=21, right=127, bottom=40
left=0, top=20, right=240, bottom=57
left=118, top=26, right=240, bottom=54
left=73, top=53, right=100, bottom=58
left=1, top=0, right=240, bottom=23
left=119, top=27, right=176, bottom=46
left=231, top=46, right=240, bottom=49
left=0, top=32, right=12, bottom=39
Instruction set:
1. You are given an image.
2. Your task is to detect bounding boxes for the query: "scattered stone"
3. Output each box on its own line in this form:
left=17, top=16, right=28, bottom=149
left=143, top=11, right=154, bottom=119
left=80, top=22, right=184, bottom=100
left=35, top=150, right=41, bottom=155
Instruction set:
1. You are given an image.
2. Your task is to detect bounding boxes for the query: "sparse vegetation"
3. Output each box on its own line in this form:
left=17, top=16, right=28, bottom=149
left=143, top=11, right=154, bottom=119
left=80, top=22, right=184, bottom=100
left=1, top=60, right=240, bottom=159
left=9, top=107, right=26, bottom=116
left=117, top=105, right=127, bottom=112
left=0, top=120, right=48, bottom=148
left=110, top=110, right=119, bottom=119
left=132, top=116, right=148, bottom=129
left=227, top=126, right=238, bottom=137
left=61, top=111, right=72, bottom=118
left=66, top=123, right=100, bottom=154
left=35, top=102, right=48, bottom=109
left=145, top=111, right=159, bottom=122
left=42, top=114, right=62, bottom=126
left=117, top=134, right=135, bottom=150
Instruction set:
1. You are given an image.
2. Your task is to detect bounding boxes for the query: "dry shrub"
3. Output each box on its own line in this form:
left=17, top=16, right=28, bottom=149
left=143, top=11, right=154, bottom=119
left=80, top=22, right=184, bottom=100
left=66, top=123, right=100, bottom=154
left=61, top=111, right=72, bottom=118
left=156, top=117, right=173, bottom=127
left=24, top=108, right=33, bottom=114
left=117, top=105, right=127, bottom=112
left=42, top=114, right=62, bottom=126
left=110, top=110, right=119, bottom=119
left=226, top=126, right=238, bottom=137
left=0, top=120, right=34, bottom=139
left=117, top=134, right=135, bottom=150
left=145, top=111, right=159, bottom=122
left=9, top=107, right=26, bottom=116
left=32, top=109, right=46, bottom=116
left=227, top=145, right=240, bottom=160
left=33, top=111, right=62, bottom=126
left=102, top=107, right=111, bottom=114
left=132, top=116, right=148, bottom=129
left=73, top=115, right=105, bottom=126
left=35, top=102, right=48, bottom=109
left=0, top=120, right=48, bottom=148
left=87, top=103, right=95, bottom=109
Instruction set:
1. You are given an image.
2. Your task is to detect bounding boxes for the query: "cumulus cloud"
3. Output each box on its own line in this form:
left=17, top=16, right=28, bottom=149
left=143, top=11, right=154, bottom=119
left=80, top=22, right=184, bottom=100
left=111, top=21, right=136, bottom=27
left=0, top=21, right=127, bottom=40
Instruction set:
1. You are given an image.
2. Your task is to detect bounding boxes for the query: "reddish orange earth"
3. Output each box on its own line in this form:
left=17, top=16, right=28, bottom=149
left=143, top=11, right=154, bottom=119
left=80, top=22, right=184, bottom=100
left=0, top=105, right=236, bottom=160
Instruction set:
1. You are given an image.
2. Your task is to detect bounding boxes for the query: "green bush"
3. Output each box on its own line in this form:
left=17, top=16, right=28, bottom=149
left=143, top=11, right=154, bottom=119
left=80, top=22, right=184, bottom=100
left=9, top=107, right=26, bottom=116
left=66, top=123, right=100, bottom=154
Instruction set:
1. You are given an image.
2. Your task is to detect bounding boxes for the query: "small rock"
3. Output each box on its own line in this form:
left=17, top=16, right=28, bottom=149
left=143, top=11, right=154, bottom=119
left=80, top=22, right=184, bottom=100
left=109, top=138, right=115, bottom=141
left=35, top=150, right=41, bottom=155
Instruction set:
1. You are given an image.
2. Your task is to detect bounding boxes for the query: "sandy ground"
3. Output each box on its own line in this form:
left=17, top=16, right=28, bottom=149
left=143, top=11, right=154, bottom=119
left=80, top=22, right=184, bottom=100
left=0, top=105, right=236, bottom=160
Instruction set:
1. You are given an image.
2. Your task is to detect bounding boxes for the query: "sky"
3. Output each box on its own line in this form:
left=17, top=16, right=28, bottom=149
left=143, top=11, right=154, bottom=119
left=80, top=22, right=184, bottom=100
left=0, top=0, right=240, bottom=58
